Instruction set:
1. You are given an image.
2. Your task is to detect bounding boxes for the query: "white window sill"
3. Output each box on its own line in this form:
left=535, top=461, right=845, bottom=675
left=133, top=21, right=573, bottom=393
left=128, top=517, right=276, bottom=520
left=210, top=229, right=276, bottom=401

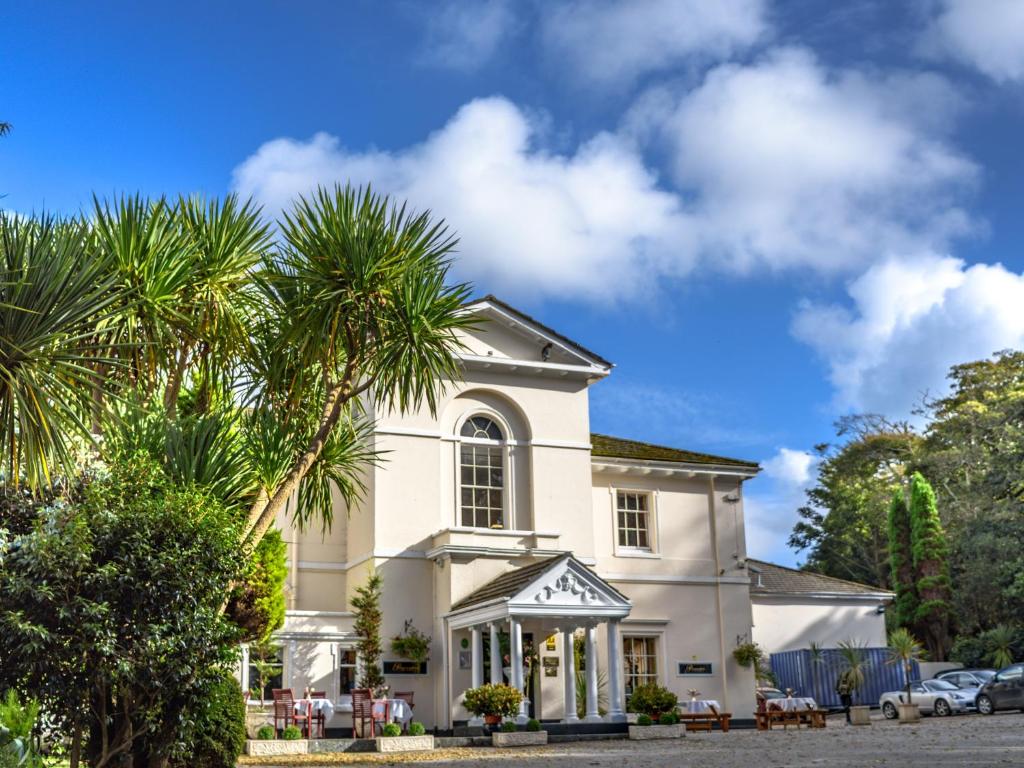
left=615, top=548, right=660, bottom=559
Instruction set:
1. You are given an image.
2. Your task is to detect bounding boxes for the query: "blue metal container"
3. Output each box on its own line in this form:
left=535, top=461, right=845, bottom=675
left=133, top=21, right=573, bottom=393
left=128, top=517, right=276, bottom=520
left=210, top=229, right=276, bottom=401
left=769, top=648, right=920, bottom=709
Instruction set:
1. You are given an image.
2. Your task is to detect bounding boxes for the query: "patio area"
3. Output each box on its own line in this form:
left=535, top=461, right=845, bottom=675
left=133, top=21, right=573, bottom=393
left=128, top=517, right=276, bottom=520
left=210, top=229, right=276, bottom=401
left=239, top=711, right=1024, bottom=767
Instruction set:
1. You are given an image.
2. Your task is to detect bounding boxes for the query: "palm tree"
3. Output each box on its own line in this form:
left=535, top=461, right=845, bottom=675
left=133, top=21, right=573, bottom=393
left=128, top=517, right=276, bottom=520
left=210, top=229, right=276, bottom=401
left=0, top=122, right=10, bottom=136
left=887, top=628, right=926, bottom=705
left=984, top=625, right=1015, bottom=670
left=836, top=639, right=870, bottom=704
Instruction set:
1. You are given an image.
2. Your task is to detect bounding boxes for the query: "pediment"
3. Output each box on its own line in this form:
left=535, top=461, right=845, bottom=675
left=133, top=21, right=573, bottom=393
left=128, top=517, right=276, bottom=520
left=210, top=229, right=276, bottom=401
left=509, top=557, right=630, bottom=614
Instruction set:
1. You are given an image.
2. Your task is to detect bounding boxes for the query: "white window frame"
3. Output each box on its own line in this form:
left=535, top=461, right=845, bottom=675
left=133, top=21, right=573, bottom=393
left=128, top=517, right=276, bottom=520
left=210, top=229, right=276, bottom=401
left=335, top=643, right=358, bottom=710
left=621, top=632, right=664, bottom=695
left=611, top=487, right=659, bottom=557
left=454, top=411, right=514, bottom=530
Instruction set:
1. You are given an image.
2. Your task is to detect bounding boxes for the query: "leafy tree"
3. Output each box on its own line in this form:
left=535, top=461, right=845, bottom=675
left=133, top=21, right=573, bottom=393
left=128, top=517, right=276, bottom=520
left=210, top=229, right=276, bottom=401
left=0, top=456, right=245, bottom=768
left=909, top=472, right=951, bottom=660
left=887, top=489, right=918, bottom=630
left=227, top=528, right=287, bottom=642
left=352, top=570, right=385, bottom=690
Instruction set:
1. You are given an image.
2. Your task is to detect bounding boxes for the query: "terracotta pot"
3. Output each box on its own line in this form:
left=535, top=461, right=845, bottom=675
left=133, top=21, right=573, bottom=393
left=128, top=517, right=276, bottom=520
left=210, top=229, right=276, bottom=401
left=484, top=714, right=502, bottom=726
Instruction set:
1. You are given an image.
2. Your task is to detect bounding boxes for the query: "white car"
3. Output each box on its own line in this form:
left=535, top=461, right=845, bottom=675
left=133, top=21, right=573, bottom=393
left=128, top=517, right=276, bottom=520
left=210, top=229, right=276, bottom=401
left=880, top=679, right=973, bottom=718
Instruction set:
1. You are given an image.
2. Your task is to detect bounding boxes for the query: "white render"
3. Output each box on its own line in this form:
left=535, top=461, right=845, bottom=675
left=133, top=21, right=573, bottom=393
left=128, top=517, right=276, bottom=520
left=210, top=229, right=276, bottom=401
left=253, top=297, right=764, bottom=731
left=750, top=595, right=889, bottom=654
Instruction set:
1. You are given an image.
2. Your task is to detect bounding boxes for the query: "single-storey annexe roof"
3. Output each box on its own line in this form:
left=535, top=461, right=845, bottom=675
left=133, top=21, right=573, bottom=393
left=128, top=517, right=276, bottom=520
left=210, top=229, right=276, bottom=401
left=747, top=558, right=894, bottom=599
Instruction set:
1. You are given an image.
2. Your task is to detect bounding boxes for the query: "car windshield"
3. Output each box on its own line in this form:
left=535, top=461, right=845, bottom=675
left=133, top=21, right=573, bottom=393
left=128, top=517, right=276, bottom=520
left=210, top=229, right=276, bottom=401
left=975, top=671, right=995, bottom=681
left=761, top=690, right=785, bottom=699
left=925, top=680, right=959, bottom=691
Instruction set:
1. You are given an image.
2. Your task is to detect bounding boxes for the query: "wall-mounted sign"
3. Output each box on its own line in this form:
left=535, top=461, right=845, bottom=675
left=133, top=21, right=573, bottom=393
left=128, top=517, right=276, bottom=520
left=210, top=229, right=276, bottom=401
left=545, top=635, right=557, bottom=651
left=677, top=662, right=713, bottom=676
left=384, top=660, right=428, bottom=675
left=543, top=657, right=560, bottom=677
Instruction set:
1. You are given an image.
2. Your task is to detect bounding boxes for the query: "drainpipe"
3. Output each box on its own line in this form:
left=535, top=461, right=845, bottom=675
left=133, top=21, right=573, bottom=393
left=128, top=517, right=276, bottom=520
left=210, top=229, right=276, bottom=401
left=708, top=475, right=729, bottom=710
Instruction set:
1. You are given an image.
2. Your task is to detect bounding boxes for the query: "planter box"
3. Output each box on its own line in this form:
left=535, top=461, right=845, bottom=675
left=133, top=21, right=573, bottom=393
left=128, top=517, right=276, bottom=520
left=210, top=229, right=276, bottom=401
left=491, top=731, right=548, bottom=747
left=897, top=703, right=921, bottom=724
left=244, top=710, right=273, bottom=739
left=849, top=706, right=872, bottom=726
left=628, top=724, right=686, bottom=740
left=375, top=735, right=435, bottom=753
left=245, top=739, right=307, bottom=756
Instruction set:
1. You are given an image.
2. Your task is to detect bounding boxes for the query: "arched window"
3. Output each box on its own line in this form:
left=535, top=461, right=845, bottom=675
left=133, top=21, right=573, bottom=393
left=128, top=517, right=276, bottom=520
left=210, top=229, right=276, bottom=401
left=459, top=416, right=505, bottom=528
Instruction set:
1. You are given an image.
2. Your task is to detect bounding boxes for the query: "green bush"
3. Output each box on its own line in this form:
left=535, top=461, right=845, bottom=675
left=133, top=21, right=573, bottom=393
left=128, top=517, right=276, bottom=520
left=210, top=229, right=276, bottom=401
left=625, top=684, right=678, bottom=717
left=500, top=721, right=518, bottom=733
left=408, top=722, right=426, bottom=736
left=381, top=723, right=402, bottom=737
left=526, top=719, right=541, bottom=732
left=173, top=671, right=247, bottom=768
left=255, top=725, right=275, bottom=740
left=636, top=714, right=652, bottom=726
left=463, top=684, right=523, bottom=718
left=0, top=690, right=41, bottom=768
left=282, top=725, right=302, bottom=740
left=658, top=712, right=677, bottom=726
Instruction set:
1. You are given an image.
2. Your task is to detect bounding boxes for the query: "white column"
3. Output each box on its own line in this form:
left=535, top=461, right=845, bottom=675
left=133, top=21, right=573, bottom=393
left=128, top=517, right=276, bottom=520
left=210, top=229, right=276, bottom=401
left=605, top=620, right=626, bottom=722
left=471, top=626, right=484, bottom=688
left=561, top=628, right=578, bottom=722
left=583, top=625, right=601, bottom=722
left=239, top=644, right=250, bottom=696
left=489, top=623, right=502, bottom=685
left=509, top=616, right=528, bottom=723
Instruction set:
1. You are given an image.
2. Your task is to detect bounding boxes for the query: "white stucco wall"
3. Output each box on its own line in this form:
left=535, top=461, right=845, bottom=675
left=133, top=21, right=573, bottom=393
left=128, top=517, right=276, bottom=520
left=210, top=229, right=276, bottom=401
left=751, top=595, right=889, bottom=654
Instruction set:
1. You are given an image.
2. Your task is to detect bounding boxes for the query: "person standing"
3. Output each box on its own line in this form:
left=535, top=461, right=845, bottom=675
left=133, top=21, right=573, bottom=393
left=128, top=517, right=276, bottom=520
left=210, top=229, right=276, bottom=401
left=835, top=672, right=853, bottom=724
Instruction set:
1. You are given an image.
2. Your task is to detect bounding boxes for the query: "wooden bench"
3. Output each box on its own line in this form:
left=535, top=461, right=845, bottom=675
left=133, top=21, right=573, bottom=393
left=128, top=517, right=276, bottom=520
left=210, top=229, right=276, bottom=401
left=677, top=708, right=732, bottom=733
left=755, top=706, right=827, bottom=731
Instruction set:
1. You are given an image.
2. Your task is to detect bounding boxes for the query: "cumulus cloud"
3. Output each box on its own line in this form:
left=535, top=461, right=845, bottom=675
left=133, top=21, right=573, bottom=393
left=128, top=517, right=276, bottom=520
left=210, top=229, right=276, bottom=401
left=633, top=47, right=978, bottom=274
left=232, top=97, right=695, bottom=303
left=924, top=0, right=1024, bottom=82
left=745, top=447, right=818, bottom=564
left=417, top=0, right=521, bottom=71
left=792, top=254, right=1024, bottom=416
left=540, top=0, right=769, bottom=85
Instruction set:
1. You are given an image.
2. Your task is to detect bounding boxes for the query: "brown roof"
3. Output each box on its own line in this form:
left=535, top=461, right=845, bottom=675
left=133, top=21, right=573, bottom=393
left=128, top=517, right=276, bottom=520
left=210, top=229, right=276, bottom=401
left=450, top=553, right=629, bottom=611
left=747, top=559, right=893, bottom=597
left=464, top=295, right=613, bottom=368
left=591, top=433, right=760, bottom=470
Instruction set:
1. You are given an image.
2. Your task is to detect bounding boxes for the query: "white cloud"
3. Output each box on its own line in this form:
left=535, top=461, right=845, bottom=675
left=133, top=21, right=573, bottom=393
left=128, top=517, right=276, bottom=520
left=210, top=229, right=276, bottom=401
left=418, top=0, right=521, bottom=71
left=540, top=0, right=769, bottom=85
left=232, top=97, right=696, bottom=303
left=792, top=253, right=1024, bottom=416
left=745, top=447, right=818, bottom=565
left=634, top=47, right=978, bottom=274
left=925, top=0, right=1024, bottom=82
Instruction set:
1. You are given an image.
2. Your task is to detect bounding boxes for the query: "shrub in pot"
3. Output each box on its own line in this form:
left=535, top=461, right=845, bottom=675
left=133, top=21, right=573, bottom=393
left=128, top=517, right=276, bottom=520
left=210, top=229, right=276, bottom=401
left=626, top=684, right=678, bottom=719
left=281, top=725, right=302, bottom=740
left=381, top=723, right=402, bottom=737
left=500, top=721, right=518, bottom=732
left=658, top=712, right=677, bottom=726
left=526, top=719, right=541, bottom=732
left=463, top=684, right=523, bottom=725
left=255, top=725, right=275, bottom=740
left=408, top=722, right=426, bottom=736
left=636, top=714, right=653, bottom=726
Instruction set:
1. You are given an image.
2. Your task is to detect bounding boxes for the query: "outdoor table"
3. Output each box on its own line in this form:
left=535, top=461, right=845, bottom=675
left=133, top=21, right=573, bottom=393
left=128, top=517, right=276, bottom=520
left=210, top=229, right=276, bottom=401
left=682, top=699, right=721, bottom=714
left=372, top=698, right=414, bottom=728
left=294, top=698, right=336, bottom=720
left=772, top=697, right=816, bottom=712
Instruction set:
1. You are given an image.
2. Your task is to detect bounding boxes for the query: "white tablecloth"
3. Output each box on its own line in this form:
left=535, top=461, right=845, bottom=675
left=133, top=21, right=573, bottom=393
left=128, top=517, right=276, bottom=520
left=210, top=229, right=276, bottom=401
left=769, top=697, right=816, bottom=712
left=682, top=699, right=721, bottom=713
left=295, top=698, right=335, bottom=720
left=373, top=698, right=413, bottom=726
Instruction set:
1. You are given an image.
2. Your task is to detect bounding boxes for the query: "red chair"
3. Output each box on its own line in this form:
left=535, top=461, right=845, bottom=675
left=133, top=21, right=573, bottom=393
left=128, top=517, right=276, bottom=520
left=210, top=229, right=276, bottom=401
left=272, top=689, right=311, bottom=737
left=351, top=688, right=375, bottom=738
left=310, top=691, right=327, bottom=739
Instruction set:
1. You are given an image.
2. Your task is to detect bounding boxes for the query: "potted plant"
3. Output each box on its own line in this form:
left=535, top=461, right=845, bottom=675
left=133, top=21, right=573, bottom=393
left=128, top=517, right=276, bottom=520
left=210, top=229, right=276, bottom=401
left=888, top=628, right=926, bottom=724
left=626, top=684, right=684, bottom=740
left=375, top=721, right=435, bottom=753
left=837, top=640, right=872, bottom=726
left=390, top=620, right=432, bottom=664
left=463, top=684, right=522, bottom=727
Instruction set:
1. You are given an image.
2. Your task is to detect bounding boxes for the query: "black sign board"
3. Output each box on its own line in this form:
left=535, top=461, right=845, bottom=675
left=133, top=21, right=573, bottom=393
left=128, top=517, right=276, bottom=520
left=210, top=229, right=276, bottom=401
left=383, top=660, right=428, bottom=675
left=677, top=662, right=713, bottom=676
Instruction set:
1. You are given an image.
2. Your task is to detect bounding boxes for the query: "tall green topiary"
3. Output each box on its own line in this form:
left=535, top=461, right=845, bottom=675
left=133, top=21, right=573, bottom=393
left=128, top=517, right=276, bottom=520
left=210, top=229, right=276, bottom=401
left=887, top=489, right=918, bottom=630
left=227, top=528, right=288, bottom=642
left=909, top=472, right=951, bottom=660
left=352, top=569, right=385, bottom=689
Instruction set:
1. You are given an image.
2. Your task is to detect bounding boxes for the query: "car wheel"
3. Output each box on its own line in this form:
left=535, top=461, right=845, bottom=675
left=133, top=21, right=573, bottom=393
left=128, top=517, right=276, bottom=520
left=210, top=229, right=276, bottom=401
left=934, top=699, right=951, bottom=717
left=882, top=701, right=898, bottom=720
left=976, top=695, right=994, bottom=715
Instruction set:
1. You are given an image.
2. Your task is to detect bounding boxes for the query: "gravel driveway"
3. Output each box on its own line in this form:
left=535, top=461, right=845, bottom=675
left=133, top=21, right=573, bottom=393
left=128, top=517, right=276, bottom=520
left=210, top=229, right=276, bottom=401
left=242, top=712, right=1024, bottom=767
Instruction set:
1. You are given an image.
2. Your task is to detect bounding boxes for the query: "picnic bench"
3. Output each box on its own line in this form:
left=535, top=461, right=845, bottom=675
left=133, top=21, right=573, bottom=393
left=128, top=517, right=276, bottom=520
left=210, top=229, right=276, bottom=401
left=677, top=706, right=732, bottom=732
left=755, top=704, right=828, bottom=730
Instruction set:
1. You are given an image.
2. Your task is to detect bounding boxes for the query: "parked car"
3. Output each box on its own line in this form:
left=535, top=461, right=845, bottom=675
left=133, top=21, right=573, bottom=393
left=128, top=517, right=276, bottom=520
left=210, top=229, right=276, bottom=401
left=976, top=664, right=1024, bottom=715
left=756, top=687, right=787, bottom=704
left=936, top=668, right=996, bottom=691
left=879, top=679, right=972, bottom=718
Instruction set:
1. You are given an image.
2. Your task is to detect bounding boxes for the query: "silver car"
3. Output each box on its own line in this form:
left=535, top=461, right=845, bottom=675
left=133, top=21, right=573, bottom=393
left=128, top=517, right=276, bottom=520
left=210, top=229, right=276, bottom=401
left=880, top=679, right=973, bottom=718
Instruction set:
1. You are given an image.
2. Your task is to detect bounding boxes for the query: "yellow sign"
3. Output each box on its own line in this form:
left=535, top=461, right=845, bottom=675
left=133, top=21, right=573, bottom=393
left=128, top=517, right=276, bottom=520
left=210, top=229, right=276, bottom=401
left=545, top=635, right=557, bottom=651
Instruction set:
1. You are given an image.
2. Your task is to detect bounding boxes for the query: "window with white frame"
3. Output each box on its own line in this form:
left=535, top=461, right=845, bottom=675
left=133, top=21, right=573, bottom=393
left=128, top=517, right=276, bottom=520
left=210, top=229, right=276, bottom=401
left=338, top=647, right=358, bottom=695
left=616, top=490, right=651, bottom=549
left=460, top=416, right=505, bottom=529
left=623, top=635, right=659, bottom=695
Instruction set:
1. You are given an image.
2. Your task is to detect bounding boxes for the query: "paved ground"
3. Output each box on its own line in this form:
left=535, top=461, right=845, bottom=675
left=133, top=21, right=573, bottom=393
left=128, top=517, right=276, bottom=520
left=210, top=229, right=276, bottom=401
left=240, top=711, right=1024, bottom=767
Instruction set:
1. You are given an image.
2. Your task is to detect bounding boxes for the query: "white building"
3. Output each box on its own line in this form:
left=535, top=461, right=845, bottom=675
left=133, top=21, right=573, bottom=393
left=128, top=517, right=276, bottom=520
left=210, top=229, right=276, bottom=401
left=243, top=296, right=765, bottom=732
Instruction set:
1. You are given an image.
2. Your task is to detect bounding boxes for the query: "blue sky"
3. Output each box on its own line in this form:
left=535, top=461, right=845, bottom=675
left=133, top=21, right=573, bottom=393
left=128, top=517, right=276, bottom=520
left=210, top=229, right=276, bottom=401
left=3, top=0, right=1024, bottom=565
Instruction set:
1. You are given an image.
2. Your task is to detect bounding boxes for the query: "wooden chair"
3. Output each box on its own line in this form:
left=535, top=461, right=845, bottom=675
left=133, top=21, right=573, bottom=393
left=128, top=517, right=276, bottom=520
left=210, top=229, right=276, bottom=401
left=272, top=689, right=311, bottom=737
left=393, top=691, right=414, bottom=732
left=351, top=688, right=375, bottom=738
left=309, top=691, right=327, bottom=739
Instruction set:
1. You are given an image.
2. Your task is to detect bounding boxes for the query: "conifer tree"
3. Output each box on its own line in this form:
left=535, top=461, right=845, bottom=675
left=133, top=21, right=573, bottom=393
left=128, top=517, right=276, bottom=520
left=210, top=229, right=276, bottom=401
left=909, top=472, right=952, bottom=660
left=352, top=569, right=385, bottom=689
left=887, top=488, right=918, bottom=630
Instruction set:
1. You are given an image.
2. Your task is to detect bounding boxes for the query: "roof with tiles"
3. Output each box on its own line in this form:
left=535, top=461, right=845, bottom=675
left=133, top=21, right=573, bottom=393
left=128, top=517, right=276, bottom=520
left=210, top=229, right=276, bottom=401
left=747, top=558, right=893, bottom=597
left=590, top=433, right=760, bottom=469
